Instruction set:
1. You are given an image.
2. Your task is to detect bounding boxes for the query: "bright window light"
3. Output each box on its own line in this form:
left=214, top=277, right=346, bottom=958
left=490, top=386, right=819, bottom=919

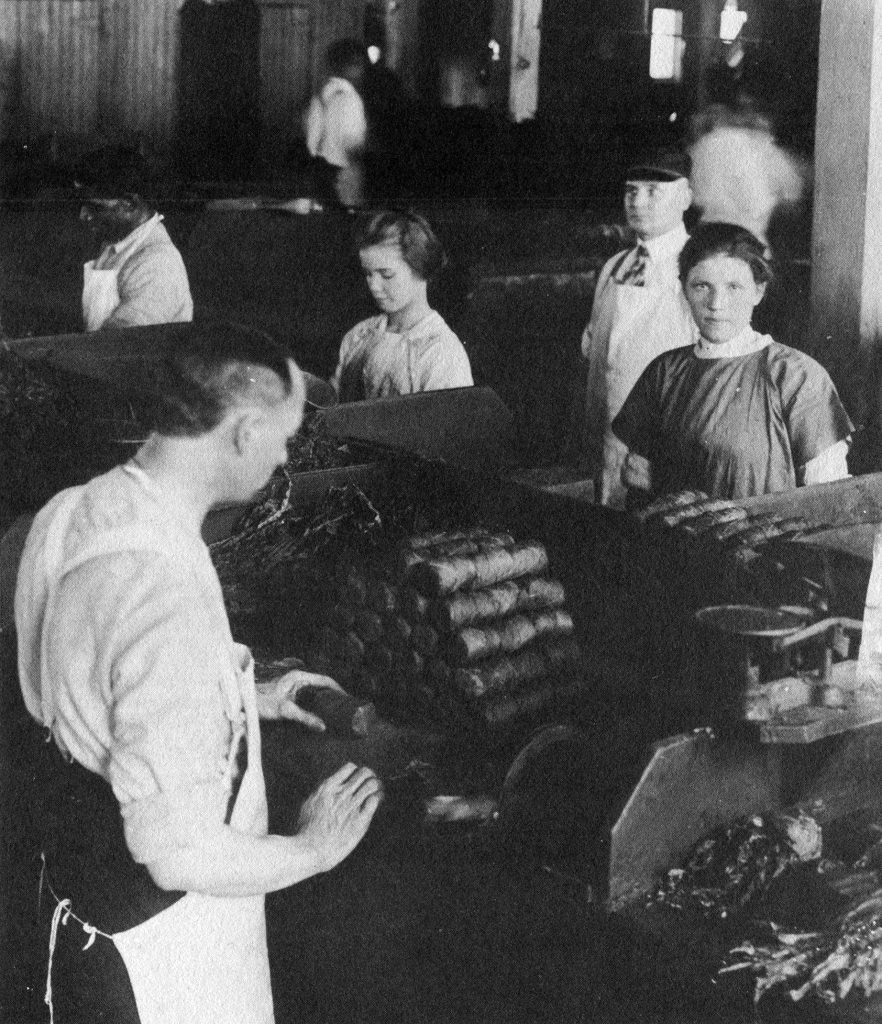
left=720, top=1, right=748, bottom=43
left=649, top=8, right=684, bottom=82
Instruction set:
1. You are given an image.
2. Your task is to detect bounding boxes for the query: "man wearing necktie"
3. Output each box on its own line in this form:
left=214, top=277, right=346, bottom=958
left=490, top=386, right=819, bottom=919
left=576, top=149, right=697, bottom=508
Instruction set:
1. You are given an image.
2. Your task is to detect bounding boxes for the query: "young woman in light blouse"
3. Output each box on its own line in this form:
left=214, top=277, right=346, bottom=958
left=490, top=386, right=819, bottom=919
left=331, top=210, right=473, bottom=402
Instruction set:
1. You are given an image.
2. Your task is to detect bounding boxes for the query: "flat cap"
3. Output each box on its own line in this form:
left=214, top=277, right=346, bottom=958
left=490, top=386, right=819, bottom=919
left=626, top=148, right=691, bottom=182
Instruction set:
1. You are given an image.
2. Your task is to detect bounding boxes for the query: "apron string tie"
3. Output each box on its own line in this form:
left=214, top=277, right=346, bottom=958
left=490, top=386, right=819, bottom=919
left=45, top=896, right=71, bottom=1024
left=41, top=852, right=114, bottom=1024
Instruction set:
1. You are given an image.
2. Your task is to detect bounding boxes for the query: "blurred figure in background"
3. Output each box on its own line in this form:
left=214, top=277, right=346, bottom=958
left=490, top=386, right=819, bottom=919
left=688, top=28, right=809, bottom=252
left=688, top=109, right=808, bottom=250
left=304, top=39, right=369, bottom=208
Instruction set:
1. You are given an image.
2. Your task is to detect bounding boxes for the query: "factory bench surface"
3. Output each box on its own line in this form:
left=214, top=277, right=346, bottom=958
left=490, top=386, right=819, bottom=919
left=1, top=623, right=875, bottom=1024
left=256, top=713, right=781, bottom=1024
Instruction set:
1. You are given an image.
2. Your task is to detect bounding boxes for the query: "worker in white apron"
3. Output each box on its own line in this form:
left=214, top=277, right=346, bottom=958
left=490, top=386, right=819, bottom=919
left=15, top=322, right=382, bottom=1024
left=574, top=150, right=697, bottom=509
left=81, top=193, right=193, bottom=331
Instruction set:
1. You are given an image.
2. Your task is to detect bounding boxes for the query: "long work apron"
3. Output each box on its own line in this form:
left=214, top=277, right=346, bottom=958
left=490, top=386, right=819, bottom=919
left=82, top=260, right=120, bottom=331
left=584, top=258, right=695, bottom=508
left=27, top=493, right=274, bottom=1024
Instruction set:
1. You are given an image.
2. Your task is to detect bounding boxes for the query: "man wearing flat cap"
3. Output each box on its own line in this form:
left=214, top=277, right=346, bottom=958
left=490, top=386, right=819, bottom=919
left=577, top=149, right=697, bottom=508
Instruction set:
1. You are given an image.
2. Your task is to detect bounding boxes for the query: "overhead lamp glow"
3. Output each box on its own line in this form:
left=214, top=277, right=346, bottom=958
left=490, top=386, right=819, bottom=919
left=367, top=45, right=382, bottom=64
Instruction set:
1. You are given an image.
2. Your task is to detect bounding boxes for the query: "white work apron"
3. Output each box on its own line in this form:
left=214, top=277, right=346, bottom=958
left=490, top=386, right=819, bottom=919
left=82, top=260, right=120, bottom=331
left=590, top=270, right=695, bottom=508
left=21, top=487, right=274, bottom=1024
left=112, top=653, right=274, bottom=1024
left=859, top=525, right=882, bottom=688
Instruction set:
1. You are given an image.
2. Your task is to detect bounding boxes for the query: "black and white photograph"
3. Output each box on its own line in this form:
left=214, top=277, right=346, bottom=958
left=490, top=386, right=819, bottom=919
left=3, top=2, right=882, bottom=1023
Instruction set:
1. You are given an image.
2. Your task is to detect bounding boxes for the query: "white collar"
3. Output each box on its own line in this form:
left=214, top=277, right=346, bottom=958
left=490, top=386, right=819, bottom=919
left=380, top=310, right=439, bottom=338
left=104, top=212, right=163, bottom=258
left=638, top=222, right=689, bottom=261
left=694, top=328, right=771, bottom=360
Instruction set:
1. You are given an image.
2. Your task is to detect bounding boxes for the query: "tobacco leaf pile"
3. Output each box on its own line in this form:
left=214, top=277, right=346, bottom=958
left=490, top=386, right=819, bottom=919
left=652, top=813, right=819, bottom=920
left=654, top=809, right=882, bottom=1007
left=724, top=891, right=882, bottom=1005
left=209, top=430, right=433, bottom=645
left=0, top=347, right=141, bottom=513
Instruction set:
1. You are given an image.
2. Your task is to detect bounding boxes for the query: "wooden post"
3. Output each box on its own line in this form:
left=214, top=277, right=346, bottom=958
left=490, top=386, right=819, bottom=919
left=811, top=0, right=882, bottom=429
left=489, top=0, right=541, bottom=122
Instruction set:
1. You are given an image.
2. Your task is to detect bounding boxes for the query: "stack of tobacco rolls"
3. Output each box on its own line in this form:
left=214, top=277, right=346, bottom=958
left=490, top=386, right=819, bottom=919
left=311, top=528, right=583, bottom=736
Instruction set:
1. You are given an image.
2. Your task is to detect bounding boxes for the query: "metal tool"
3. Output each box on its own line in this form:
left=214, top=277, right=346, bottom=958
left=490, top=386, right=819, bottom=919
left=693, top=603, right=865, bottom=723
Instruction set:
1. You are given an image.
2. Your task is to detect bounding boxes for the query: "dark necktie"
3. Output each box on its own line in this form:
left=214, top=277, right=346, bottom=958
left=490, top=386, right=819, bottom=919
left=618, top=244, right=649, bottom=286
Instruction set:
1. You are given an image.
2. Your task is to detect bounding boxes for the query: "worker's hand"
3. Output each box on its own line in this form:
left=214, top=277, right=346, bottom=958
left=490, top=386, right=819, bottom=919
left=256, top=670, right=345, bottom=729
left=622, top=451, right=653, bottom=492
left=298, top=762, right=383, bottom=872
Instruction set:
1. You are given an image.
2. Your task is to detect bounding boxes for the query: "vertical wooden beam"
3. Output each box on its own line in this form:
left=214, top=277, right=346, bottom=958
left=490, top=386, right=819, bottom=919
left=811, top=0, right=882, bottom=425
left=384, top=0, right=422, bottom=95
left=493, top=0, right=542, bottom=122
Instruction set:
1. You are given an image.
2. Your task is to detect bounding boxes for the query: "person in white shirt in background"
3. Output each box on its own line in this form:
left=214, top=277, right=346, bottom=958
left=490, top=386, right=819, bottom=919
left=687, top=112, right=807, bottom=250
left=304, top=39, right=369, bottom=209
left=332, top=210, right=473, bottom=402
left=80, top=191, right=193, bottom=331
left=575, top=150, right=697, bottom=509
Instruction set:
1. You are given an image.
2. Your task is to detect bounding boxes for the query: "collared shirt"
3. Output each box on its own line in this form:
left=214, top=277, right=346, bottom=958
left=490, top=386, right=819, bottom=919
left=93, top=214, right=193, bottom=328
left=95, top=213, right=164, bottom=271
left=694, top=325, right=771, bottom=359
left=627, top=222, right=691, bottom=286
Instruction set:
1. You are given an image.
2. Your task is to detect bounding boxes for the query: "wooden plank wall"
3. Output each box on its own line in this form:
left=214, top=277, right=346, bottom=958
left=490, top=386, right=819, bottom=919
left=258, top=2, right=312, bottom=168
left=0, top=0, right=413, bottom=169
left=0, top=0, right=101, bottom=142
left=98, top=0, right=178, bottom=156
left=308, top=0, right=362, bottom=85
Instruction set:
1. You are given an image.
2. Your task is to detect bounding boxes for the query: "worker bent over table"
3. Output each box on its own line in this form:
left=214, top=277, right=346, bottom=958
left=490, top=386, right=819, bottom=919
left=15, top=322, right=382, bottom=1024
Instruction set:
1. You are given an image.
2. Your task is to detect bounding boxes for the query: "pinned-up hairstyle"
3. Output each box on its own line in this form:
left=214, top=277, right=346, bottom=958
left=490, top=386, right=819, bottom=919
left=679, top=221, right=773, bottom=286
left=354, top=209, right=448, bottom=282
left=142, top=321, right=301, bottom=437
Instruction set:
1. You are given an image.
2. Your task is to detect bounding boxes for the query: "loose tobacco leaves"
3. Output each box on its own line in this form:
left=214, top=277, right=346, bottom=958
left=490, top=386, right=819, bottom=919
left=0, top=347, right=141, bottom=512
left=723, top=890, right=882, bottom=1005
left=652, top=813, right=819, bottom=919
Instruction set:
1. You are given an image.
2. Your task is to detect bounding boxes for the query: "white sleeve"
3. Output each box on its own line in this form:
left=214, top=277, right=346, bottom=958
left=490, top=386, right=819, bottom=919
left=800, top=439, right=850, bottom=486
left=325, top=92, right=368, bottom=160
left=91, top=559, right=235, bottom=863
left=331, top=321, right=366, bottom=393
left=105, top=242, right=193, bottom=328
left=419, top=332, right=473, bottom=390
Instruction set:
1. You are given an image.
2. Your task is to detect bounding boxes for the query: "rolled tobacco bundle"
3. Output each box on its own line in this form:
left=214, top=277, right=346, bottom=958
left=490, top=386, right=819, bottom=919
left=310, top=526, right=583, bottom=736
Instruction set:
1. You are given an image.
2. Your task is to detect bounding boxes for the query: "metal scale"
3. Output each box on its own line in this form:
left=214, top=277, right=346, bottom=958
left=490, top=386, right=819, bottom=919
left=692, top=604, right=873, bottom=742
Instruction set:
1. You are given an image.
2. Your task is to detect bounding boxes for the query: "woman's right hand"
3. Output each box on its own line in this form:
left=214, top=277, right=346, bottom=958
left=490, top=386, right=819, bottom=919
left=622, top=451, right=653, bottom=492
left=297, top=762, right=383, bottom=872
